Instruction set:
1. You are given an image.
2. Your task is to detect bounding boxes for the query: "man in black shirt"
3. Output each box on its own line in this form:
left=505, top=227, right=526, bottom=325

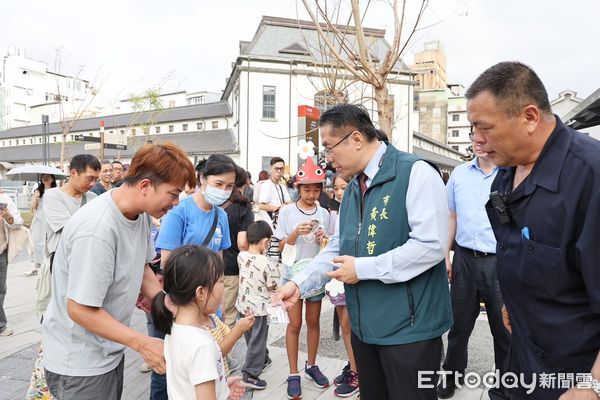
left=468, top=61, right=600, bottom=399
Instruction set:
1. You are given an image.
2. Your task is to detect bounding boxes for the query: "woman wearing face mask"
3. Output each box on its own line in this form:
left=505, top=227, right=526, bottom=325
left=156, top=154, right=237, bottom=263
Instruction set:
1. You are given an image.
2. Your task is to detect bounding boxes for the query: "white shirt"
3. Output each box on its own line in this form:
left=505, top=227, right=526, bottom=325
left=258, top=179, right=291, bottom=206
left=165, top=323, right=229, bottom=400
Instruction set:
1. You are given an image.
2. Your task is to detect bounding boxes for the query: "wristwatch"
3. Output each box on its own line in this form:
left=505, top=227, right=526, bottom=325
left=591, top=376, right=600, bottom=396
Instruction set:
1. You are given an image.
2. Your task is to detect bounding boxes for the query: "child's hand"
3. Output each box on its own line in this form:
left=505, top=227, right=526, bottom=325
left=235, top=311, right=255, bottom=332
left=315, top=228, right=328, bottom=244
left=294, top=221, right=313, bottom=236
left=227, top=376, right=246, bottom=400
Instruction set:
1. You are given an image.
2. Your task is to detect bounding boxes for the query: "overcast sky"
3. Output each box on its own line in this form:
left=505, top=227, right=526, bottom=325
left=2, top=0, right=598, bottom=106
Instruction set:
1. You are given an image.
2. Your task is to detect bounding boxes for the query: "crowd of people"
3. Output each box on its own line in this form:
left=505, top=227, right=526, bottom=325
left=0, top=60, right=597, bottom=400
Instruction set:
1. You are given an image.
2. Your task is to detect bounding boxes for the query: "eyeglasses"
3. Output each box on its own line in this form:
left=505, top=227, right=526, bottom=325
left=320, top=131, right=355, bottom=158
left=272, top=167, right=284, bottom=172
left=469, top=131, right=474, bottom=140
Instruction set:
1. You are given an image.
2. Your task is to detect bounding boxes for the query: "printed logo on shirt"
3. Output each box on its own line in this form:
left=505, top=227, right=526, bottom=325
left=213, top=226, right=223, bottom=248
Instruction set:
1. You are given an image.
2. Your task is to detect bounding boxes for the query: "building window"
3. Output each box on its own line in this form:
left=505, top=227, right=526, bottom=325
left=262, top=86, right=276, bottom=119
left=452, top=145, right=459, bottom=151
left=155, top=126, right=161, bottom=134
left=30, top=138, right=33, bottom=144
left=197, top=122, right=204, bottom=130
left=314, top=90, right=348, bottom=113
left=70, top=135, right=74, bottom=140
left=16, top=139, right=19, bottom=145
left=8, top=140, right=11, bottom=146
left=53, top=137, right=57, bottom=143
left=212, top=121, right=218, bottom=129
left=120, top=130, right=125, bottom=135
left=169, top=100, right=176, bottom=108
left=38, top=137, right=42, bottom=144
left=182, top=124, right=188, bottom=132
left=451, top=130, right=459, bottom=137
left=131, top=128, right=136, bottom=135
left=168, top=125, right=174, bottom=133
left=1, top=141, right=4, bottom=147
left=452, top=114, right=459, bottom=121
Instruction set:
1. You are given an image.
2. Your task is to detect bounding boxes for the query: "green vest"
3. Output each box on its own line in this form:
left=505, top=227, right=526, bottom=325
left=338, top=145, right=452, bottom=345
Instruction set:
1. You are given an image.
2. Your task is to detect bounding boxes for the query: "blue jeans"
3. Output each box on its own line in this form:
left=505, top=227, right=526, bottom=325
left=146, top=312, right=167, bottom=400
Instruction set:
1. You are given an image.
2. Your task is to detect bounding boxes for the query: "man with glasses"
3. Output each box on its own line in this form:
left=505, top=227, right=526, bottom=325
left=258, top=156, right=291, bottom=228
left=275, top=104, right=451, bottom=400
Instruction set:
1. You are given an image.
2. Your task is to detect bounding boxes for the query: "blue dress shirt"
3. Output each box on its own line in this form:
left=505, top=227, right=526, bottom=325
left=447, top=157, right=498, bottom=253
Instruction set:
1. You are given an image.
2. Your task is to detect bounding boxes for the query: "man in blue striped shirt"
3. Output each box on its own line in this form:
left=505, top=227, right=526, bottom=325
left=438, top=138, right=510, bottom=399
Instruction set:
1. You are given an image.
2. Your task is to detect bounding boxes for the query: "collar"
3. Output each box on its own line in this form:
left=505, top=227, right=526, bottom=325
left=362, top=142, right=387, bottom=183
left=524, top=116, right=572, bottom=194
left=468, top=156, right=498, bottom=176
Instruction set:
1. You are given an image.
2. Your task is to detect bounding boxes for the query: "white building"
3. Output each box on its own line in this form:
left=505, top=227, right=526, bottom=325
left=0, top=47, right=91, bottom=130
left=550, top=89, right=584, bottom=120
left=446, top=84, right=470, bottom=155
left=221, top=16, right=419, bottom=175
left=0, top=101, right=237, bottom=172
left=114, top=90, right=222, bottom=114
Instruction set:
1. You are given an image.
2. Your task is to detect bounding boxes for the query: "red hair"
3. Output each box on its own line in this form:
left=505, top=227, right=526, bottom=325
left=124, top=142, right=195, bottom=189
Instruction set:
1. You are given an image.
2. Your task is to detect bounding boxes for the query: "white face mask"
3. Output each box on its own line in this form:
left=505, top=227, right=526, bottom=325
left=203, top=184, right=232, bottom=206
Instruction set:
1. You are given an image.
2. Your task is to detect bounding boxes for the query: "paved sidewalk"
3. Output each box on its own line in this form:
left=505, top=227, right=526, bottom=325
left=1, top=254, right=491, bottom=400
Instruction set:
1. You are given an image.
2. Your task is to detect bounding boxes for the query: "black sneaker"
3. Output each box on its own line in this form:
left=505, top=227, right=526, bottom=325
left=262, top=355, right=272, bottom=372
left=334, top=362, right=350, bottom=386
left=334, top=370, right=359, bottom=397
left=437, top=371, right=463, bottom=399
left=242, top=372, right=267, bottom=390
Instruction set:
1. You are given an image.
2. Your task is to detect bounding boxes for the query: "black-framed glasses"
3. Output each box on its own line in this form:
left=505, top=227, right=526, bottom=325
left=469, top=131, right=474, bottom=140
left=320, top=131, right=355, bottom=158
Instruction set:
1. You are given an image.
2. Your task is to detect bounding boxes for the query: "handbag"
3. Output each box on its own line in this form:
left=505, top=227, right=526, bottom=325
left=35, top=193, right=88, bottom=316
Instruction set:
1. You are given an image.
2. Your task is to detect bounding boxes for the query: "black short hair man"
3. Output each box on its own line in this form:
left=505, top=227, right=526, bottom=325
left=468, top=61, right=600, bottom=399
left=112, top=160, right=125, bottom=187
left=276, top=103, right=451, bottom=400
left=258, top=157, right=291, bottom=228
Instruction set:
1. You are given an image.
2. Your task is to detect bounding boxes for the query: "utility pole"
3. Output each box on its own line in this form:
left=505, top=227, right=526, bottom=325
left=42, top=115, right=49, bottom=165
left=99, top=119, right=105, bottom=160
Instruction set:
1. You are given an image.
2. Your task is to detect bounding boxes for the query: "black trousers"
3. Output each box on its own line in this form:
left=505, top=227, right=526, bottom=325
left=442, top=246, right=510, bottom=378
left=352, top=333, right=443, bottom=400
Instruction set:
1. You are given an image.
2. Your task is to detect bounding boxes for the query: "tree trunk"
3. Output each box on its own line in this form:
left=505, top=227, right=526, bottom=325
left=374, top=84, right=393, bottom=140
left=59, top=130, right=68, bottom=170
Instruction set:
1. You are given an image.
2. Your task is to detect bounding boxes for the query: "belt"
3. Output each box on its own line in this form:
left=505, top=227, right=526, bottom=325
left=459, top=245, right=495, bottom=257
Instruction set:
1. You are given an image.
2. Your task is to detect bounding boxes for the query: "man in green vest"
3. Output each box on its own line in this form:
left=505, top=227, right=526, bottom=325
left=275, top=103, right=452, bottom=400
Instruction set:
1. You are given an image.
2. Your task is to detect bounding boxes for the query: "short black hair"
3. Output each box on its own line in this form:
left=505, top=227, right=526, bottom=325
left=270, top=157, right=285, bottom=166
left=319, top=103, right=388, bottom=142
left=112, top=160, right=124, bottom=167
left=246, top=221, right=273, bottom=245
left=195, top=154, right=237, bottom=179
left=69, top=154, right=101, bottom=173
left=466, top=61, right=552, bottom=117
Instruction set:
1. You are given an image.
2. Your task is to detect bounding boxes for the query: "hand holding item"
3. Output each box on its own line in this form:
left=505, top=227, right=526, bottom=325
left=326, top=255, right=359, bottom=284
left=272, top=281, right=300, bottom=311
left=138, top=336, right=166, bottom=374
left=227, top=376, right=247, bottom=400
left=235, top=309, right=255, bottom=332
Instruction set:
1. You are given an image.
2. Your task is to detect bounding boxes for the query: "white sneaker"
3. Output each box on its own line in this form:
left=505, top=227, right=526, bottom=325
left=0, top=328, right=14, bottom=337
left=139, top=362, right=152, bottom=373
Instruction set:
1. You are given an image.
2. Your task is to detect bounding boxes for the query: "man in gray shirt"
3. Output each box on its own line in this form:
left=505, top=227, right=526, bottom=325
left=43, top=154, right=100, bottom=256
left=42, top=143, right=197, bottom=400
